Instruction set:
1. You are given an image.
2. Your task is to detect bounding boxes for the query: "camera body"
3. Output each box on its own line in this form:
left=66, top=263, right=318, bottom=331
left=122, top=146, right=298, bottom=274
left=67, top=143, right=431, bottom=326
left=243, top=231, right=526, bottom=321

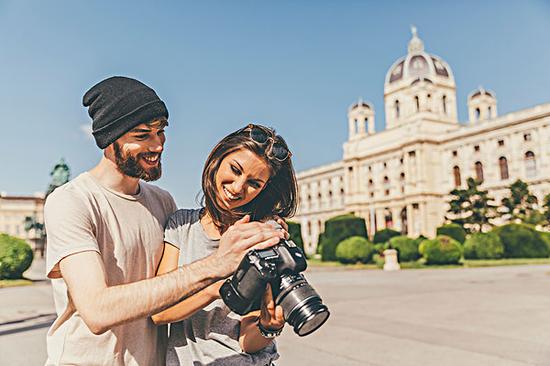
left=220, top=239, right=307, bottom=315
left=220, top=239, right=330, bottom=336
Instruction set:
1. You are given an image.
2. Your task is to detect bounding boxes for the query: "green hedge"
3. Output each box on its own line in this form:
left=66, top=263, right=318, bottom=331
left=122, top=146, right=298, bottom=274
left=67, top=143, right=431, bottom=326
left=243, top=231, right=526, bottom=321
left=373, top=228, right=401, bottom=244
left=463, top=232, right=504, bottom=259
left=320, top=214, right=368, bottom=261
left=422, top=235, right=462, bottom=265
left=540, top=231, right=550, bottom=254
left=0, top=234, right=34, bottom=280
left=335, top=236, right=374, bottom=264
left=286, top=221, right=304, bottom=252
left=388, top=236, right=420, bottom=262
left=493, top=224, right=549, bottom=258
left=436, top=224, right=467, bottom=244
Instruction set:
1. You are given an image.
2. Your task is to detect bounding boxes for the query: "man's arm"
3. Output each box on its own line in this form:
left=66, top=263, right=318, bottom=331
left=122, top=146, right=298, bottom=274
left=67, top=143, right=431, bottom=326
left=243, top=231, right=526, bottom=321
left=60, top=216, right=284, bottom=335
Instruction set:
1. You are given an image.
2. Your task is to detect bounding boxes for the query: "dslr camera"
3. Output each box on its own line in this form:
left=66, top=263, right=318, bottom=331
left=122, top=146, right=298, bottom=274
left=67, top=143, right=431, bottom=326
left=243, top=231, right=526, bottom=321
left=220, top=238, right=330, bottom=336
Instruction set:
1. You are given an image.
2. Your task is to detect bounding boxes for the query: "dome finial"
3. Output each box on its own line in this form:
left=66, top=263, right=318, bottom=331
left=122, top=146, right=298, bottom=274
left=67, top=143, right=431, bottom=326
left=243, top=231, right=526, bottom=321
left=408, top=25, right=424, bottom=54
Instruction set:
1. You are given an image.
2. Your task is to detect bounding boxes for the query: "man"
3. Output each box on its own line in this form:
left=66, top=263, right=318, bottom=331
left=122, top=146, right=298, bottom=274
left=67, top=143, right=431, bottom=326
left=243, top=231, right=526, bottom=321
left=44, top=76, right=284, bottom=365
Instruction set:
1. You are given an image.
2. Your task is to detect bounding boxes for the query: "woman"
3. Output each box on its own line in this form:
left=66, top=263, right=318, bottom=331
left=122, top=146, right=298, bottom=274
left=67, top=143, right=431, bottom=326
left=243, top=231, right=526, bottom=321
left=152, top=124, right=298, bottom=366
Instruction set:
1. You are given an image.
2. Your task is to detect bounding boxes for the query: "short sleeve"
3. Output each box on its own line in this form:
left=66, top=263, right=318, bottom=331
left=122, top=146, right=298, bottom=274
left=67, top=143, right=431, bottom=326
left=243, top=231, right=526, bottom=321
left=164, top=210, right=185, bottom=249
left=45, top=188, right=100, bottom=279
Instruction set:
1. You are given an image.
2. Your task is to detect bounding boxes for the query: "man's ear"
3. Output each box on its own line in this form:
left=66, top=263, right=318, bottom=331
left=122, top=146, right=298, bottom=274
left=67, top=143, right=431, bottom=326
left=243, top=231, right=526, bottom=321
left=104, top=144, right=115, bottom=160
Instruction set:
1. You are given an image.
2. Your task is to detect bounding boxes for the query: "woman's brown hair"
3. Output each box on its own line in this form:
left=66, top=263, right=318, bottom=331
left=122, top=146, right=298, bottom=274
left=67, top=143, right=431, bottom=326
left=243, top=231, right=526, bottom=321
left=200, top=124, right=298, bottom=233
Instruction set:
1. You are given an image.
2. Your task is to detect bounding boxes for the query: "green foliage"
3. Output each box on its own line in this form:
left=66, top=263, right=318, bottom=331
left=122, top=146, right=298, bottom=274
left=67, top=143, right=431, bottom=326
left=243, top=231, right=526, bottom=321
left=316, top=232, right=324, bottom=255
left=436, top=224, right=466, bottom=244
left=463, top=232, right=504, bottom=259
left=499, top=179, right=539, bottom=223
left=388, top=236, right=420, bottom=262
left=335, top=236, right=374, bottom=264
left=0, top=234, right=34, bottom=280
left=372, top=253, right=385, bottom=268
left=373, top=228, right=400, bottom=244
left=446, top=177, right=498, bottom=233
left=286, top=221, right=304, bottom=252
left=422, top=235, right=462, bottom=265
left=540, top=231, right=550, bottom=253
left=320, top=214, right=367, bottom=261
left=544, top=194, right=550, bottom=227
left=493, top=224, right=549, bottom=258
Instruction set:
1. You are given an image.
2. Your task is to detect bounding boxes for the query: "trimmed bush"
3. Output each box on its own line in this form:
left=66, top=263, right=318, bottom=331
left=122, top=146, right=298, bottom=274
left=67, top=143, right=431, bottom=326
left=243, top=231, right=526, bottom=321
left=388, top=236, right=420, bottom=262
left=436, top=224, right=467, bottom=244
left=422, top=235, right=462, bottom=265
left=335, top=236, right=374, bottom=264
left=373, top=228, right=400, bottom=244
left=463, top=232, right=504, bottom=259
left=320, top=214, right=367, bottom=261
left=372, top=253, right=385, bottom=268
left=0, top=233, right=34, bottom=279
left=286, top=221, right=304, bottom=252
left=540, top=231, right=550, bottom=255
left=493, top=224, right=549, bottom=258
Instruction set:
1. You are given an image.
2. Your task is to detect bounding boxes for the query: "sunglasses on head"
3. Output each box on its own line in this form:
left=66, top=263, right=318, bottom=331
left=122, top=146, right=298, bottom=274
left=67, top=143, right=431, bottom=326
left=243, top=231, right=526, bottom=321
left=245, top=124, right=292, bottom=162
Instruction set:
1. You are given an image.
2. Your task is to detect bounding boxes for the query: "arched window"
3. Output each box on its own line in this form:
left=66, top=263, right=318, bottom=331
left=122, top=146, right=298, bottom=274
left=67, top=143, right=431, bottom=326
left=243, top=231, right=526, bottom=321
left=488, top=106, right=492, bottom=118
left=354, top=119, right=359, bottom=133
left=453, top=166, right=461, bottom=187
left=525, top=151, right=537, bottom=178
left=499, top=157, right=509, bottom=180
left=475, top=108, right=481, bottom=121
left=426, top=94, right=431, bottom=111
left=395, top=100, right=400, bottom=119
left=475, top=161, right=484, bottom=182
left=383, top=176, right=390, bottom=196
left=442, top=95, right=447, bottom=114
left=415, top=96, right=420, bottom=112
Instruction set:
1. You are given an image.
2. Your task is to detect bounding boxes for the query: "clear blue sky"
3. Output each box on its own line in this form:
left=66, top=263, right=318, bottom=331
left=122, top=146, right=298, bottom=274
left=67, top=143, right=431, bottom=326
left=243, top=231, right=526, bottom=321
left=2, top=0, right=550, bottom=207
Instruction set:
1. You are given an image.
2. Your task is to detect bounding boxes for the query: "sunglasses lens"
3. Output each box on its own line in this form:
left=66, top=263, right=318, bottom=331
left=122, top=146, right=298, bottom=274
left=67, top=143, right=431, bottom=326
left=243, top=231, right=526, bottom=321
left=271, top=142, right=289, bottom=160
left=250, top=127, right=269, bottom=144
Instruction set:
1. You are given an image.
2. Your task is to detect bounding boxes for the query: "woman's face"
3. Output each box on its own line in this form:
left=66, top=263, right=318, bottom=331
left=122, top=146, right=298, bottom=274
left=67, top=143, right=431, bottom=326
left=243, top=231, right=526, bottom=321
left=214, top=148, right=271, bottom=210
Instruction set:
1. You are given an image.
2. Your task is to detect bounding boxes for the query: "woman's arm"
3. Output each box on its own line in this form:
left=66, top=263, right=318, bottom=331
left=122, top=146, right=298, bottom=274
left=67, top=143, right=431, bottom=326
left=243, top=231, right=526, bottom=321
left=239, top=284, right=285, bottom=353
left=151, top=243, right=223, bottom=325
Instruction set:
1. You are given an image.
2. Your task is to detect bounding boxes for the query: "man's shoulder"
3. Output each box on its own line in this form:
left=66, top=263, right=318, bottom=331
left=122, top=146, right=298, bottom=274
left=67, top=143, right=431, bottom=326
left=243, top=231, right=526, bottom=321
left=45, top=173, right=95, bottom=208
left=140, top=181, right=174, bottom=202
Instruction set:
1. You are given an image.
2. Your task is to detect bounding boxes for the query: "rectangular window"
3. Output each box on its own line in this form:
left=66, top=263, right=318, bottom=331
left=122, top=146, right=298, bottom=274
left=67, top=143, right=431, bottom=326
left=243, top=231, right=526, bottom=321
left=524, top=133, right=532, bottom=141
left=498, top=140, right=504, bottom=147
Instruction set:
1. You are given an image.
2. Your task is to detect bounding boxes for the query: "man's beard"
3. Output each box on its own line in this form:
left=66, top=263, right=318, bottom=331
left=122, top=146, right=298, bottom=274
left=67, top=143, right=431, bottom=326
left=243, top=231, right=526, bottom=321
left=113, top=142, right=162, bottom=182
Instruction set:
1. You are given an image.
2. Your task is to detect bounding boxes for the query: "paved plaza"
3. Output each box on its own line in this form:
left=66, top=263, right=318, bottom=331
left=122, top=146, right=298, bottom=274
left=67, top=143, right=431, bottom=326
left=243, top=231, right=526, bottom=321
left=1, top=261, right=550, bottom=365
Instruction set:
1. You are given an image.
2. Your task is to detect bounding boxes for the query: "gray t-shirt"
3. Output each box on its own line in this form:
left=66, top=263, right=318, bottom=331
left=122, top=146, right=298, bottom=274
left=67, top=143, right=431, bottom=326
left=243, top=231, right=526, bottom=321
left=164, top=209, right=279, bottom=366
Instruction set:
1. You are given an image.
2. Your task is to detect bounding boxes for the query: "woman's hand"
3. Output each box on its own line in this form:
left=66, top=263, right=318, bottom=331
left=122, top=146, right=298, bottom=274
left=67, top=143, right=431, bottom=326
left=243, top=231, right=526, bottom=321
left=273, top=215, right=290, bottom=240
left=259, top=283, right=285, bottom=331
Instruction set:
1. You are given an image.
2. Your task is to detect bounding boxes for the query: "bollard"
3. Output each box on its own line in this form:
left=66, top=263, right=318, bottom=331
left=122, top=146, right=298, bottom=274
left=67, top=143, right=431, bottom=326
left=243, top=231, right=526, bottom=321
left=383, top=249, right=401, bottom=271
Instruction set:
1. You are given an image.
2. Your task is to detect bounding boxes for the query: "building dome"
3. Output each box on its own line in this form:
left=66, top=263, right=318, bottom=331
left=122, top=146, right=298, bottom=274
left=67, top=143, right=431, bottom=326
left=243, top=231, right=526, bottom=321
left=385, top=27, right=454, bottom=87
left=348, top=99, right=373, bottom=112
left=468, top=86, right=495, bottom=100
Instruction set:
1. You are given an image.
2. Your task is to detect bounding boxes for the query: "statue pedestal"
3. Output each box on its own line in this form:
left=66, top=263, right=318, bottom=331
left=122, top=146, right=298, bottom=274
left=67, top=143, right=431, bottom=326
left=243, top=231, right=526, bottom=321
left=383, top=249, right=401, bottom=271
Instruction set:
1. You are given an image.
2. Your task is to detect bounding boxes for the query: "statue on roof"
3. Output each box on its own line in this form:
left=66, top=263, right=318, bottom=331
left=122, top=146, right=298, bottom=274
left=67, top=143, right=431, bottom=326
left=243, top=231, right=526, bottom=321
left=46, top=158, right=71, bottom=197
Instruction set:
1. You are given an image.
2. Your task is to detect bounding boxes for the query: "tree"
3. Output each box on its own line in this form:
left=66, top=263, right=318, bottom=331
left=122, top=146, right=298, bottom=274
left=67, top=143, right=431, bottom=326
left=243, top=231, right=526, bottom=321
left=543, top=193, right=550, bottom=227
left=446, top=177, right=498, bottom=233
left=499, top=179, right=538, bottom=223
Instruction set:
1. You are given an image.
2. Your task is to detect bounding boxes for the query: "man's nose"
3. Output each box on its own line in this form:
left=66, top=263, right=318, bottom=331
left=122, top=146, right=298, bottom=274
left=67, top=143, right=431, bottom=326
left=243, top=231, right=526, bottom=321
left=148, top=135, right=164, bottom=153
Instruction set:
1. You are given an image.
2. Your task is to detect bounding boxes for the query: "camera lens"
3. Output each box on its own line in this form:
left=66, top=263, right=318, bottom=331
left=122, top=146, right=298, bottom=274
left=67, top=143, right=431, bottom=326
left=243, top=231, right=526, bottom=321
left=275, top=273, right=330, bottom=336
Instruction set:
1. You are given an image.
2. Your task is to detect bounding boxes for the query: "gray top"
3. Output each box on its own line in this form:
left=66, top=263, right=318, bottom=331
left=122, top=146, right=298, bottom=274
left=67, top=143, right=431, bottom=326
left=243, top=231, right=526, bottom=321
left=164, top=208, right=279, bottom=366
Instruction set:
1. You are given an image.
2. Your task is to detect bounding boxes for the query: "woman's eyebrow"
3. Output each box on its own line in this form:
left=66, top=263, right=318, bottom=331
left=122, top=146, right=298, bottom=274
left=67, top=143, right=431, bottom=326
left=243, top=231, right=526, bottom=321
left=232, top=159, right=244, bottom=171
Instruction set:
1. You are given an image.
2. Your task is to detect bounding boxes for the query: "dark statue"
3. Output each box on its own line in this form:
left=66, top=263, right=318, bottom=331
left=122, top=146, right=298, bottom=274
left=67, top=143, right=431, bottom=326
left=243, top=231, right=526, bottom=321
left=46, top=158, right=70, bottom=197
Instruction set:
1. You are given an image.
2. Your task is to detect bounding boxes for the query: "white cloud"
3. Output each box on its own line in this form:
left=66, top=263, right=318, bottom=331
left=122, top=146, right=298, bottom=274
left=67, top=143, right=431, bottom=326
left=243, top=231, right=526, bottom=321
left=80, top=124, right=94, bottom=140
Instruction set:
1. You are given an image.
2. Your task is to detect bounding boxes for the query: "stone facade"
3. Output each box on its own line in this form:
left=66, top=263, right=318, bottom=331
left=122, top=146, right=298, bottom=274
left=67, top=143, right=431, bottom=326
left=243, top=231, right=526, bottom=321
left=294, top=28, right=550, bottom=255
left=0, top=192, right=46, bottom=255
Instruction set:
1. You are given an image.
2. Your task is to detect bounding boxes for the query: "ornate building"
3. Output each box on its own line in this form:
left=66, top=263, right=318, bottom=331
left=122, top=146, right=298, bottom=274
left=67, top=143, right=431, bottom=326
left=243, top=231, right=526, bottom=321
left=0, top=192, right=46, bottom=255
left=294, top=28, right=550, bottom=255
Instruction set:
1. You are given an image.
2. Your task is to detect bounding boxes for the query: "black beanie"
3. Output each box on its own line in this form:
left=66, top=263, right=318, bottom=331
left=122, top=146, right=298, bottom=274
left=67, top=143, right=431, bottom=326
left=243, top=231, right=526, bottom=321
left=83, top=76, right=169, bottom=149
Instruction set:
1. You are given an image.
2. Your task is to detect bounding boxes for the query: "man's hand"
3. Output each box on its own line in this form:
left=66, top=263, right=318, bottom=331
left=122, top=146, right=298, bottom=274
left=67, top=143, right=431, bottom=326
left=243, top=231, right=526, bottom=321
left=212, top=215, right=285, bottom=277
